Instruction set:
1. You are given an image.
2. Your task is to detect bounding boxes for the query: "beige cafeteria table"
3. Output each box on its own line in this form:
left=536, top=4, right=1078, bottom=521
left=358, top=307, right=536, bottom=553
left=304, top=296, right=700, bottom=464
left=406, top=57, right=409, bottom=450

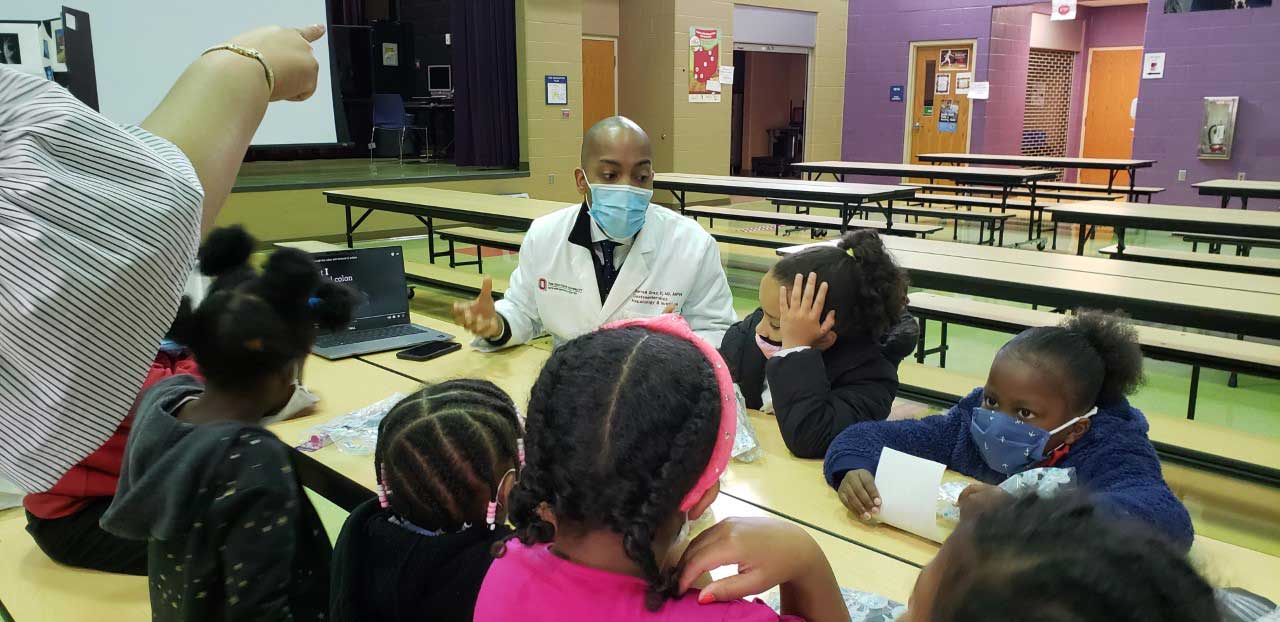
left=777, top=237, right=1280, bottom=340
left=1045, top=200, right=1280, bottom=255
left=274, top=359, right=923, bottom=603
left=729, top=410, right=1280, bottom=601
left=323, top=186, right=571, bottom=261
left=1194, top=179, right=1280, bottom=210
left=882, top=234, right=1280, bottom=296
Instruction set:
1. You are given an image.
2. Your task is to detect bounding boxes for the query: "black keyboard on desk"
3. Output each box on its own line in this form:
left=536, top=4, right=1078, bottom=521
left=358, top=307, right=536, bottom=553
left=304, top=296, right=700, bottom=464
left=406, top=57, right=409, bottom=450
left=315, top=324, right=427, bottom=348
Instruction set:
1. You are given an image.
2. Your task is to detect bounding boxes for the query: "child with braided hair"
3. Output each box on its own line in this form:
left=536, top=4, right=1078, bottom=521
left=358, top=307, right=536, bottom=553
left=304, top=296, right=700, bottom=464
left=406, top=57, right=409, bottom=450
left=100, top=226, right=358, bottom=622
left=330, top=379, right=524, bottom=622
left=476, top=314, right=849, bottom=622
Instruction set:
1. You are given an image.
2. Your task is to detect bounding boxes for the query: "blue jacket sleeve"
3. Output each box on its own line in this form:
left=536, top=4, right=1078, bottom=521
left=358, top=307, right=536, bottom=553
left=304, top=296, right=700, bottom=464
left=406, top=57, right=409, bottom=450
left=1078, top=442, right=1194, bottom=552
left=823, top=411, right=966, bottom=489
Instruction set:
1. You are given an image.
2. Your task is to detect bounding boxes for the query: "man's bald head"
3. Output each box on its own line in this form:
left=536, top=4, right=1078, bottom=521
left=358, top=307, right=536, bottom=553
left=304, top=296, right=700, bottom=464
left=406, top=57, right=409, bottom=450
left=575, top=116, right=655, bottom=197
left=581, top=116, right=652, bottom=166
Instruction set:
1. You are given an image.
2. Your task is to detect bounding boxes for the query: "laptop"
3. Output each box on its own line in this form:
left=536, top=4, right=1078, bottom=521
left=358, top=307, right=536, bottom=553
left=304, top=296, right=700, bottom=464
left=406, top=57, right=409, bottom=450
left=311, top=246, right=453, bottom=360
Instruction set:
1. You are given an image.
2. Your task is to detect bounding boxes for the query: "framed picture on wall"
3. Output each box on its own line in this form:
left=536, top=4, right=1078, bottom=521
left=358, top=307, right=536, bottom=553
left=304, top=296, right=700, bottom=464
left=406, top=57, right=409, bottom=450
left=0, top=22, right=46, bottom=78
left=1198, top=96, right=1238, bottom=160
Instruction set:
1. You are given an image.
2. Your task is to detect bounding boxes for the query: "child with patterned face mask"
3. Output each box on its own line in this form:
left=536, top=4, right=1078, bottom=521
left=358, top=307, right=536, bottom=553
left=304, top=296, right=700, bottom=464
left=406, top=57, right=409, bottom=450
left=718, top=231, right=919, bottom=459
left=824, top=311, right=1194, bottom=551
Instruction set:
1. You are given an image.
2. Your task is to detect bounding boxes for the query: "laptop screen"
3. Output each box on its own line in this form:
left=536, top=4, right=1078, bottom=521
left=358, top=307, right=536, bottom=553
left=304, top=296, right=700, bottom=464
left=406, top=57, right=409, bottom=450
left=312, top=246, right=409, bottom=331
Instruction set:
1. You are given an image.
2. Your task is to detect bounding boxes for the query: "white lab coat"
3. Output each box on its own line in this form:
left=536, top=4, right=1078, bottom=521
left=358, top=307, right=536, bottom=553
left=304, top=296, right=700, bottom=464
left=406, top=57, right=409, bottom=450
left=474, top=203, right=737, bottom=351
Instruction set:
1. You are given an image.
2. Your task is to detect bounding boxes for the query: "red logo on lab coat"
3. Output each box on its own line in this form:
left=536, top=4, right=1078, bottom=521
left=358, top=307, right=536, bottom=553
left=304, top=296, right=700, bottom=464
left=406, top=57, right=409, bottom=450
left=538, top=278, right=547, bottom=290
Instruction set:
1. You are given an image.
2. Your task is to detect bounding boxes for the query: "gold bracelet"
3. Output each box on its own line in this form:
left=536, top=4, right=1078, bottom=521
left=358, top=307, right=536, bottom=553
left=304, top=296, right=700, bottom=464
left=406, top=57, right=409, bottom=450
left=202, top=44, right=275, bottom=95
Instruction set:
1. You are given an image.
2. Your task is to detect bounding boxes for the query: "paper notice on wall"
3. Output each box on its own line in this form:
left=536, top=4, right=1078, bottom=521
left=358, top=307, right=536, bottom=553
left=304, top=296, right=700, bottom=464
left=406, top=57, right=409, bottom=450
left=874, top=448, right=946, bottom=542
left=689, top=27, right=721, bottom=103
left=967, top=81, right=990, bottom=100
left=1052, top=0, right=1077, bottom=21
left=935, top=74, right=950, bottom=95
left=381, top=42, right=399, bottom=67
left=1142, top=52, right=1165, bottom=79
left=719, top=65, right=734, bottom=85
left=955, top=72, right=972, bottom=95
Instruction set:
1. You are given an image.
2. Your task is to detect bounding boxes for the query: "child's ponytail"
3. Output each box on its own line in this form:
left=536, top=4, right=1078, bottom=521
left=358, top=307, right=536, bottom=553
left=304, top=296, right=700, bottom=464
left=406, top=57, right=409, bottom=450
left=1000, top=310, right=1145, bottom=410
left=773, top=230, right=908, bottom=339
left=1061, top=310, right=1144, bottom=406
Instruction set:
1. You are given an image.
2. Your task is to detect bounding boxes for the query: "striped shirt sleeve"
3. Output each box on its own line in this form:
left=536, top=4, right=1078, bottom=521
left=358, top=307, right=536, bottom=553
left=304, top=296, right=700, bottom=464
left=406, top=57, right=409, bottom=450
left=0, top=67, right=204, bottom=493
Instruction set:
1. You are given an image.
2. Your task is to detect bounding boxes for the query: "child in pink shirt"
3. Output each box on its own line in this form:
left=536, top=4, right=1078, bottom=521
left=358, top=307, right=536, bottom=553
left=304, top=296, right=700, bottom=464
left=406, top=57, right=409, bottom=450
left=475, top=315, right=849, bottom=622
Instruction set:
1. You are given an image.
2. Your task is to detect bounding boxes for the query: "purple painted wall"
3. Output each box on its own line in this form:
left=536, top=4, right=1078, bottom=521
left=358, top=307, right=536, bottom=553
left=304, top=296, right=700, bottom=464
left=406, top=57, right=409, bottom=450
left=984, top=5, right=1035, bottom=157
left=841, top=0, right=1038, bottom=170
left=1134, top=6, right=1280, bottom=208
left=1083, top=3, right=1148, bottom=49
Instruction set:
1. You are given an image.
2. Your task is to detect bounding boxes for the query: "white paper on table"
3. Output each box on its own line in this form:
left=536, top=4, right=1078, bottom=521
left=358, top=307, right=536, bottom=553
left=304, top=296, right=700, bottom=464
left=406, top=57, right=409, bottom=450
left=874, top=447, right=946, bottom=542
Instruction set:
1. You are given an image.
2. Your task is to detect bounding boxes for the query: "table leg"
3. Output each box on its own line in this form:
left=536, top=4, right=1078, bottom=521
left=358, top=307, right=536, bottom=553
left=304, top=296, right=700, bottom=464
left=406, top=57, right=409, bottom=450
left=1127, top=169, right=1137, bottom=203
left=1076, top=222, right=1088, bottom=256
left=344, top=205, right=354, bottom=248
left=877, top=200, right=887, bottom=232
left=1187, top=365, right=1200, bottom=420
left=1028, top=181, right=1042, bottom=239
left=1241, top=196, right=1249, bottom=211
left=1220, top=196, right=1230, bottom=210
left=1116, top=227, right=1126, bottom=253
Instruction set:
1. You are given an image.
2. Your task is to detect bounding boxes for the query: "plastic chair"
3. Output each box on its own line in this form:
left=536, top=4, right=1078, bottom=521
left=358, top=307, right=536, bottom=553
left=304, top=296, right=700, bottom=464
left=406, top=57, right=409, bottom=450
left=369, top=94, right=428, bottom=163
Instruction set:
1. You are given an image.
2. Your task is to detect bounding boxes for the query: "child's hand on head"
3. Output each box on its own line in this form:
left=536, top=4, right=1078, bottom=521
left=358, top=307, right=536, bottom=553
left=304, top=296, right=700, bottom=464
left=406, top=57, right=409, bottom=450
left=676, top=517, right=825, bottom=604
left=778, top=272, right=837, bottom=350
left=957, top=483, right=1012, bottom=521
left=837, top=469, right=881, bottom=520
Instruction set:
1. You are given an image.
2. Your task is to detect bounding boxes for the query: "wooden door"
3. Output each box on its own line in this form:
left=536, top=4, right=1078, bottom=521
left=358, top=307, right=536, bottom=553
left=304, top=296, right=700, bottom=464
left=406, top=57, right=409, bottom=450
left=907, top=43, right=973, bottom=170
left=1080, top=48, right=1142, bottom=185
left=582, top=38, right=616, bottom=133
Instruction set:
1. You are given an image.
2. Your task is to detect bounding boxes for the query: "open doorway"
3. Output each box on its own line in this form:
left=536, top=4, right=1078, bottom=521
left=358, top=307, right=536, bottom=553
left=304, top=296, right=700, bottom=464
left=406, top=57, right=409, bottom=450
left=731, top=48, right=808, bottom=177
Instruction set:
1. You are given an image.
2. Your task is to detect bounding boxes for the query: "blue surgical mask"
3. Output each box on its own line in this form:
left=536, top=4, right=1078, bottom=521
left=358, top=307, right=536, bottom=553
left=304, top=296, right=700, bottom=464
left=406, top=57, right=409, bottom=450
left=582, top=171, right=653, bottom=240
left=969, top=406, right=1097, bottom=475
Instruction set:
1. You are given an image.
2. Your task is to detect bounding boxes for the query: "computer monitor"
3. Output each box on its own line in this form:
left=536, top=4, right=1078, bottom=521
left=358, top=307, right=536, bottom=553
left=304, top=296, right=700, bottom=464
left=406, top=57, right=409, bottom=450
left=427, top=64, right=452, bottom=96
left=311, top=246, right=410, bottom=331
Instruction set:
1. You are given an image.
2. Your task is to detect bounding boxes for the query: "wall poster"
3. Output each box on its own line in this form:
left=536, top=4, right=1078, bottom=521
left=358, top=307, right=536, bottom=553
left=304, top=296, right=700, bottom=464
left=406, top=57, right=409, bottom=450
left=688, top=27, right=721, bottom=103
left=939, top=48, right=969, bottom=71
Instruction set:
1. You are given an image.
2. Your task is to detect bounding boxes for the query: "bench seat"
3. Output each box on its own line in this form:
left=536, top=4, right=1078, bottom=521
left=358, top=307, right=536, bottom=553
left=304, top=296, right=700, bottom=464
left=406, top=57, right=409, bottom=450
left=1099, top=244, right=1280, bottom=277
left=685, top=205, right=941, bottom=238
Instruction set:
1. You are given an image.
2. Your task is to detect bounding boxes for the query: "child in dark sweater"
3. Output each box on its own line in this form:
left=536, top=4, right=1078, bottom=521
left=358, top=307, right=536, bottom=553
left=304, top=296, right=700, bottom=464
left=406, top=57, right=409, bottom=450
left=824, top=310, right=1194, bottom=551
left=330, top=379, right=524, bottom=622
left=719, top=231, right=918, bottom=458
left=101, top=226, right=357, bottom=621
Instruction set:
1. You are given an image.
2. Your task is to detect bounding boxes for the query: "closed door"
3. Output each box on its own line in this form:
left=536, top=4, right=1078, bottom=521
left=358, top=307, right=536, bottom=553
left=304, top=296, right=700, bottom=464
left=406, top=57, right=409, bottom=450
left=1080, top=48, right=1142, bottom=185
left=582, top=38, right=616, bottom=133
left=907, top=43, right=973, bottom=170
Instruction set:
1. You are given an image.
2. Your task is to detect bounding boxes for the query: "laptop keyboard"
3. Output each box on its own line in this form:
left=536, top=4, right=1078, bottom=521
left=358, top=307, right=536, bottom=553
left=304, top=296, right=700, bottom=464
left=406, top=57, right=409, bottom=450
left=316, top=324, right=428, bottom=348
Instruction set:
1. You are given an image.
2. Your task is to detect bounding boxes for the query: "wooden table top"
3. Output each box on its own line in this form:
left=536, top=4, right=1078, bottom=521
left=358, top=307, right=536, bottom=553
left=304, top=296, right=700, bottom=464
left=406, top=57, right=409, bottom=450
left=881, top=235, right=1280, bottom=296
left=777, top=238, right=1280, bottom=338
left=654, top=172, right=917, bottom=203
left=1047, top=201, right=1280, bottom=240
left=275, top=352, right=923, bottom=602
left=793, top=161, right=1057, bottom=184
left=918, top=153, right=1157, bottom=170
left=323, top=187, right=571, bottom=227
left=1194, top=179, right=1280, bottom=199
left=727, top=411, right=1280, bottom=600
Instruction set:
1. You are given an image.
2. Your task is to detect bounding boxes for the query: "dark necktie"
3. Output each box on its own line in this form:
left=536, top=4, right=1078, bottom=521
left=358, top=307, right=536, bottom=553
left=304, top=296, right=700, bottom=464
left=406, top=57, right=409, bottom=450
left=598, top=241, right=619, bottom=298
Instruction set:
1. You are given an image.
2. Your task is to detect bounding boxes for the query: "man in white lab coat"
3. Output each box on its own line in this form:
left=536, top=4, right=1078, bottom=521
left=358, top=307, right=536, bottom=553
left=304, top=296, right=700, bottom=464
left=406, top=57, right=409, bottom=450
left=452, top=116, right=737, bottom=349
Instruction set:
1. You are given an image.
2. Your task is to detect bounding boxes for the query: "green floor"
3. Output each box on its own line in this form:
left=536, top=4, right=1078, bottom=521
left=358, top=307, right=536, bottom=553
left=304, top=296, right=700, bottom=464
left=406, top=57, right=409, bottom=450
left=354, top=200, right=1280, bottom=440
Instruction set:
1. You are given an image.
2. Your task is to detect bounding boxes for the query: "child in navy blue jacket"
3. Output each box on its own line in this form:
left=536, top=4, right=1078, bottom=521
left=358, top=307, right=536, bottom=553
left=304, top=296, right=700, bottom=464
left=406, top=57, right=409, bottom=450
left=823, top=310, right=1194, bottom=551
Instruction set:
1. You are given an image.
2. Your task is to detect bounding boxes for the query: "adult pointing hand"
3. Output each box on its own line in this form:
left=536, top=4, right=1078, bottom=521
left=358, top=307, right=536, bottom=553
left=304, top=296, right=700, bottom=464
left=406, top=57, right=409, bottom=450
left=226, top=25, right=326, bottom=102
left=453, top=276, right=505, bottom=339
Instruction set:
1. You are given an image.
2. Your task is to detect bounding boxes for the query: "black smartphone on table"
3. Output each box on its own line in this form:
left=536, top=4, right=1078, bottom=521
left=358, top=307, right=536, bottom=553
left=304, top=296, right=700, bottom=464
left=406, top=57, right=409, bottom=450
left=395, top=340, right=461, bottom=361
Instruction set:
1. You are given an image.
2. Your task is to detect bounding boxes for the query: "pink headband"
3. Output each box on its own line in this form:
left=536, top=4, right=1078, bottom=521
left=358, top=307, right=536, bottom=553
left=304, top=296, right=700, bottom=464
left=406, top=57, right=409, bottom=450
left=600, top=314, right=737, bottom=511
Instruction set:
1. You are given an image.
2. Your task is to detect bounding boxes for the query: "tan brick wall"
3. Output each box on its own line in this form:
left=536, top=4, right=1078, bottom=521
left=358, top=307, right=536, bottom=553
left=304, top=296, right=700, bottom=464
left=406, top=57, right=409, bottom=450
left=519, top=0, right=588, bottom=202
